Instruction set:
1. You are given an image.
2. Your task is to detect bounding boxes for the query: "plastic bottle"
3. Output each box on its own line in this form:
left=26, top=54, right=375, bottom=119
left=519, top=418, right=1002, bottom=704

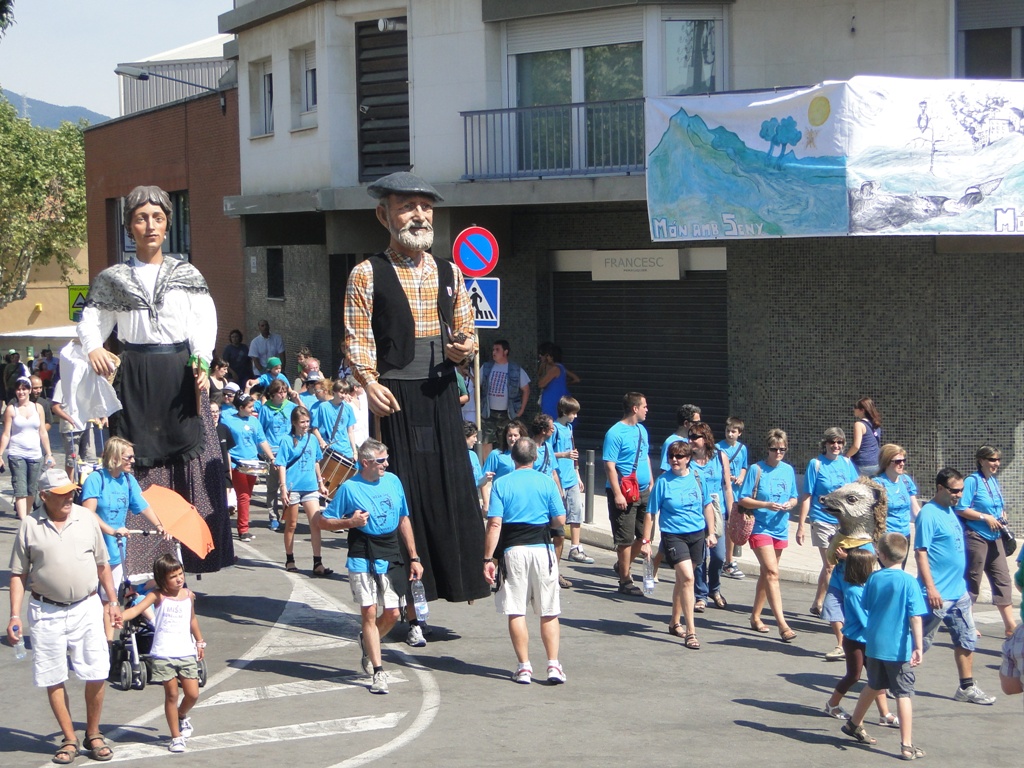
left=11, top=625, right=27, bottom=660
left=410, top=579, right=429, bottom=622
left=642, top=554, right=656, bottom=596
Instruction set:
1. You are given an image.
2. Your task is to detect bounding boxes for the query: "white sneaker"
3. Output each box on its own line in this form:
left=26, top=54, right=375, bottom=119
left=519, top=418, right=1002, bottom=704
left=953, top=684, right=996, bottom=705
left=370, top=670, right=389, bottom=694
left=406, top=624, right=426, bottom=647
left=547, top=662, right=566, bottom=684
left=722, top=562, right=746, bottom=579
left=824, top=645, right=846, bottom=661
left=512, top=665, right=533, bottom=684
left=358, top=631, right=373, bottom=676
left=168, top=736, right=187, bottom=753
left=178, top=717, right=193, bottom=738
left=567, top=548, right=594, bottom=564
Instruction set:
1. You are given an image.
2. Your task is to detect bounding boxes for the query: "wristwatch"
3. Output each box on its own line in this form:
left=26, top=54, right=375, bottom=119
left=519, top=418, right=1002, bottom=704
left=410, top=557, right=421, bottom=563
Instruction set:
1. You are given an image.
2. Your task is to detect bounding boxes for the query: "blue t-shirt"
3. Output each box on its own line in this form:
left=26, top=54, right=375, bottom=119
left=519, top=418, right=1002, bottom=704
left=81, top=469, right=149, bottom=566
left=829, top=542, right=875, bottom=591
left=552, top=421, right=579, bottom=490
left=691, top=451, right=728, bottom=499
left=603, top=421, right=651, bottom=491
left=659, top=433, right=688, bottom=472
left=915, top=500, right=968, bottom=601
left=863, top=566, right=928, bottom=662
left=804, top=455, right=859, bottom=523
left=488, top=468, right=564, bottom=547
left=322, top=472, right=409, bottom=573
left=739, top=461, right=798, bottom=540
left=298, top=391, right=320, bottom=410
left=532, top=440, right=558, bottom=483
left=274, top=433, right=323, bottom=492
left=256, top=371, right=290, bottom=389
left=223, top=414, right=268, bottom=463
left=469, top=449, right=484, bottom=485
left=840, top=581, right=869, bottom=644
left=957, top=471, right=1005, bottom=541
left=314, top=400, right=356, bottom=458
left=717, top=440, right=748, bottom=497
left=483, top=449, right=515, bottom=481
left=258, top=401, right=296, bottom=453
left=646, top=471, right=706, bottom=535
left=876, top=473, right=918, bottom=537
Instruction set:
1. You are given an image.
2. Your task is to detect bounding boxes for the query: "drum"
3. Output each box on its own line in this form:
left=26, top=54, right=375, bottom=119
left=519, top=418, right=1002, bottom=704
left=235, top=459, right=269, bottom=477
left=319, top=449, right=357, bottom=499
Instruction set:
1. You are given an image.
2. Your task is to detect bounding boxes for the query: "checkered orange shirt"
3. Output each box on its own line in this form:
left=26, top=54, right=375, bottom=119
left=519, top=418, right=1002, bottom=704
left=344, top=250, right=475, bottom=385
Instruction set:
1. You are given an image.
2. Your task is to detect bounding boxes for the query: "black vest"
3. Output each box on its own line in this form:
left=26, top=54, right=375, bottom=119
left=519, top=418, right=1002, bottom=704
left=369, top=252, right=456, bottom=375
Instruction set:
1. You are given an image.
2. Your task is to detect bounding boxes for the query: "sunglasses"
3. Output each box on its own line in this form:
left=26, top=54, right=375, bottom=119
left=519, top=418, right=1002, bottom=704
left=123, top=455, right=136, bottom=462
left=669, top=454, right=688, bottom=460
left=369, top=456, right=389, bottom=465
left=687, top=434, right=702, bottom=440
left=892, top=458, right=906, bottom=465
left=943, top=485, right=964, bottom=494
left=768, top=447, right=787, bottom=453
left=828, top=439, right=845, bottom=446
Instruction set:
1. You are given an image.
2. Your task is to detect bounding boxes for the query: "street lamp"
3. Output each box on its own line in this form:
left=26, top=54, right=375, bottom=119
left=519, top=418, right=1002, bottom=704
left=114, top=65, right=226, bottom=114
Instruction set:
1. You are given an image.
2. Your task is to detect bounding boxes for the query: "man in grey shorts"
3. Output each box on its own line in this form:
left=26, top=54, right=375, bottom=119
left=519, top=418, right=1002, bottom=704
left=318, top=439, right=423, bottom=695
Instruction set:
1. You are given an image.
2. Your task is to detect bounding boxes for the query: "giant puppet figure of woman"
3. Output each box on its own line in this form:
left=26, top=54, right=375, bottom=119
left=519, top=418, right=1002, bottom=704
left=77, top=185, right=234, bottom=572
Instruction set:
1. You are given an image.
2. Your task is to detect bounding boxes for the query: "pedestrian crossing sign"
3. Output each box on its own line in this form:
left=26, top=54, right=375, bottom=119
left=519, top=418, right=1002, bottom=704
left=68, top=285, right=89, bottom=322
left=466, top=277, right=499, bottom=329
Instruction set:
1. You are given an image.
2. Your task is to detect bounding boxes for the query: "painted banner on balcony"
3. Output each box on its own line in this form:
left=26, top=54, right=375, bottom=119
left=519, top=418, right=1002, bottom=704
left=646, top=76, right=1024, bottom=240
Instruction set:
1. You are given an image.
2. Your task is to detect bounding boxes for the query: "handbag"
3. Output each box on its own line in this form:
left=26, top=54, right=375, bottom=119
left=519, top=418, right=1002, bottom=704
left=1001, top=525, right=1017, bottom=557
left=619, top=426, right=643, bottom=504
left=727, top=464, right=761, bottom=547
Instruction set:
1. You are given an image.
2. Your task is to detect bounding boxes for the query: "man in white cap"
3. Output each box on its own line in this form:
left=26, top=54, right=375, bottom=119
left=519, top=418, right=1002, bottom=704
left=8, top=468, right=122, bottom=763
left=344, top=172, right=489, bottom=646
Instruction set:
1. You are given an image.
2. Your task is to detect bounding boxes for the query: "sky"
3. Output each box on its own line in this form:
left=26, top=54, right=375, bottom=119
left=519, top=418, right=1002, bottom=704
left=0, top=0, right=234, bottom=118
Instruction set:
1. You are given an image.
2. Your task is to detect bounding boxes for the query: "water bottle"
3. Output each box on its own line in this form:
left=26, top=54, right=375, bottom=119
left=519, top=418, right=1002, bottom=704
left=410, top=579, right=429, bottom=622
left=11, top=626, right=27, bottom=660
left=642, top=554, right=656, bottom=596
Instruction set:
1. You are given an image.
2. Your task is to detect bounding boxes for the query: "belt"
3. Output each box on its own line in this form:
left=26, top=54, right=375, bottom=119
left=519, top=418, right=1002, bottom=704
left=122, top=341, right=189, bottom=354
left=31, top=591, right=96, bottom=608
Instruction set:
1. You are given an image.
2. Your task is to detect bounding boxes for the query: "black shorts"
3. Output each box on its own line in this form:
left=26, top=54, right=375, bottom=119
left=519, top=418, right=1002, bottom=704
left=608, top=488, right=649, bottom=547
left=864, top=657, right=916, bottom=698
left=660, top=530, right=706, bottom=567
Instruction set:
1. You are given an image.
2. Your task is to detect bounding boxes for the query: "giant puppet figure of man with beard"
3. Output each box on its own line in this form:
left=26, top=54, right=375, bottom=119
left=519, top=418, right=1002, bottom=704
left=342, top=173, right=489, bottom=640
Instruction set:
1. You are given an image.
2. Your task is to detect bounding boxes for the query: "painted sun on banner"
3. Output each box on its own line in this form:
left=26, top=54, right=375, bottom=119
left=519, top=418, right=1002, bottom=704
left=646, top=76, right=1024, bottom=240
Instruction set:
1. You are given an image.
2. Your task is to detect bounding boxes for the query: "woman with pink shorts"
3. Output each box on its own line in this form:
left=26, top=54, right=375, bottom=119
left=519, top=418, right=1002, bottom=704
left=739, top=429, right=799, bottom=642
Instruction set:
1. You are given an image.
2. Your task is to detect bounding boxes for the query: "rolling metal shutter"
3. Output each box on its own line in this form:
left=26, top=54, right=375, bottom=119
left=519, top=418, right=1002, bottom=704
left=551, top=270, right=729, bottom=451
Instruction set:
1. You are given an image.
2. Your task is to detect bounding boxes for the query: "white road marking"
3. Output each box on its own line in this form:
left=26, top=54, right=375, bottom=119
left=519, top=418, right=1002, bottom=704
left=107, top=713, right=408, bottom=762
left=196, top=672, right=409, bottom=707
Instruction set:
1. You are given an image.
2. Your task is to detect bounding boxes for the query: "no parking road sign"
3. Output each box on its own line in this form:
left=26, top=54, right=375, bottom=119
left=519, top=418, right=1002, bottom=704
left=466, top=277, right=500, bottom=328
left=453, top=226, right=499, bottom=277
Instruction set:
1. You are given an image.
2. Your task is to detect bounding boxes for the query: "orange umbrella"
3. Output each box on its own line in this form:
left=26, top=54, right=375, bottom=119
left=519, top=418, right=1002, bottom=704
left=142, top=485, right=215, bottom=560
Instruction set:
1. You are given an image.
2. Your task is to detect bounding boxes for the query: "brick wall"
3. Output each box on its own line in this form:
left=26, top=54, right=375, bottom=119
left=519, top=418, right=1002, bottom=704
left=83, top=90, right=244, bottom=354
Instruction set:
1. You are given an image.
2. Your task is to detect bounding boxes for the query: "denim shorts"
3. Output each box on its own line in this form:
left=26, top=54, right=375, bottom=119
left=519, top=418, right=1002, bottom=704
left=9, top=455, right=42, bottom=498
left=563, top=483, right=583, bottom=525
left=922, top=592, right=977, bottom=653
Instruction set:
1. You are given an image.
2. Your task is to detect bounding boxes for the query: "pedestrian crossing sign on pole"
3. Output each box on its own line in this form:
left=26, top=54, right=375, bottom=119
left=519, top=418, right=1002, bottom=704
left=466, top=277, right=499, bottom=329
left=68, top=285, right=89, bottom=322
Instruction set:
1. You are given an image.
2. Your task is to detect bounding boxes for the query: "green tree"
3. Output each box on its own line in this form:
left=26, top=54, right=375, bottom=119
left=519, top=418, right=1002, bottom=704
left=0, top=88, right=86, bottom=309
left=0, top=0, right=14, bottom=38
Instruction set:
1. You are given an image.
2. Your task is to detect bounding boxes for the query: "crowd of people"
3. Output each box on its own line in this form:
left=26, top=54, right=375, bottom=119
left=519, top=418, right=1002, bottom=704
left=5, top=175, right=1024, bottom=762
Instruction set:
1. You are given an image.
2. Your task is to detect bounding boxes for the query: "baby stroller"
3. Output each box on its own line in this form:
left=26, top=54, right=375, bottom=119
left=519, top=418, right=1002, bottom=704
left=110, top=532, right=208, bottom=691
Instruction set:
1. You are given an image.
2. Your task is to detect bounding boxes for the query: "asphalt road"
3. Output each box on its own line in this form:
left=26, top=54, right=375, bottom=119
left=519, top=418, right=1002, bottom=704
left=1, top=513, right=1020, bottom=767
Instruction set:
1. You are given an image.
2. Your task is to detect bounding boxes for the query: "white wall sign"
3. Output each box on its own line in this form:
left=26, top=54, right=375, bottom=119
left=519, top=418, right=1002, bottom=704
left=590, top=250, right=680, bottom=281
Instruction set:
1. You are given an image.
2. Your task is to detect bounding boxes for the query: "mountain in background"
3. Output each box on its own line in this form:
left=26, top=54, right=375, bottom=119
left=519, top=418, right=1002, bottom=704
left=1, top=88, right=110, bottom=128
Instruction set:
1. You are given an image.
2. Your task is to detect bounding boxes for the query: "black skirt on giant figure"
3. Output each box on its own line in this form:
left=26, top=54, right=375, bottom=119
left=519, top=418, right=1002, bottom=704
left=380, top=365, right=490, bottom=603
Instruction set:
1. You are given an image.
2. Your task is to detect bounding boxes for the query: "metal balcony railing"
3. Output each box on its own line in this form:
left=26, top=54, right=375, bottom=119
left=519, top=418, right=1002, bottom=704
left=462, top=98, right=645, bottom=180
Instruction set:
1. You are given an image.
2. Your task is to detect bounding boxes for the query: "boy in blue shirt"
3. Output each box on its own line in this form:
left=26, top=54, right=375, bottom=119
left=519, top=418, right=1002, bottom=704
left=718, top=416, right=748, bottom=579
left=841, top=533, right=927, bottom=760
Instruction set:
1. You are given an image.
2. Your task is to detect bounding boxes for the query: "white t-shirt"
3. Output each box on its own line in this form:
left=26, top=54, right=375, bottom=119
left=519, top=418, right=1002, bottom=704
left=486, top=364, right=530, bottom=410
left=249, top=333, right=285, bottom=374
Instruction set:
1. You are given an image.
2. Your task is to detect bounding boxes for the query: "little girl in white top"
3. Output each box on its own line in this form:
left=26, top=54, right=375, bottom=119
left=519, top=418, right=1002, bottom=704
left=122, top=554, right=205, bottom=752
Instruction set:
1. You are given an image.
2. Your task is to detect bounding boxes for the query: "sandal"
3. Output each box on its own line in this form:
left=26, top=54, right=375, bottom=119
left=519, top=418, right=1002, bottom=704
left=83, top=734, right=113, bottom=762
left=52, top=738, right=79, bottom=765
left=809, top=603, right=822, bottom=617
left=779, top=628, right=798, bottom=643
left=693, top=599, right=707, bottom=613
left=669, top=623, right=686, bottom=638
left=312, top=563, right=334, bottom=578
left=749, top=618, right=770, bottom=634
left=900, top=743, right=925, bottom=760
left=711, top=592, right=728, bottom=609
left=880, top=712, right=900, bottom=727
left=285, top=559, right=298, bottom=573
left=841, top=722, right=876, bottom=745
left=683, top=633, right=701, bottom=650
left=617, top=581, right=643, bottom=596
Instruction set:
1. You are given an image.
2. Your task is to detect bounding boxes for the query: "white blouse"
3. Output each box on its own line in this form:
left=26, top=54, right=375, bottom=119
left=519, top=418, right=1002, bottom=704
left=77, top=261, right=217, bottom=362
